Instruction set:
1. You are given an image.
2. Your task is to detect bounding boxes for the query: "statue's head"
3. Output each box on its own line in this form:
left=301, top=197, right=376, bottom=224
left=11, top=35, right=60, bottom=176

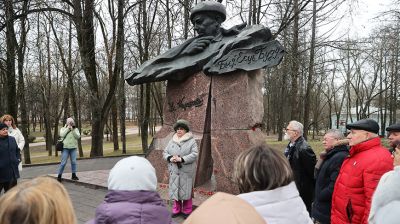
left=190, top=1, right=226, bottom=37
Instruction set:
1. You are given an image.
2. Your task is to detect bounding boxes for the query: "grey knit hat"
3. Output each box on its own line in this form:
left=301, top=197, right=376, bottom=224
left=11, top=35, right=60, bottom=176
left=173, top=119, right=190, bottom=132
left=190, top=1, right=226, bottom=23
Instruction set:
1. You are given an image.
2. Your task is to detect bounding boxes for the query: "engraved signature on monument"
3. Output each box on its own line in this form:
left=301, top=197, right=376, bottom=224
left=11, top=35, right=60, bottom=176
left=168, top=93, right=207, bottom=112
left=206, top=40, right=285, bottom=74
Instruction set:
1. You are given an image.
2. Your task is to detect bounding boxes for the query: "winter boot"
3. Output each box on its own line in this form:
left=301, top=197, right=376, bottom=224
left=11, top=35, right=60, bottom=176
left=57, top=174, right=62, bottom=182
left=71, top=173, right=79, bottom=181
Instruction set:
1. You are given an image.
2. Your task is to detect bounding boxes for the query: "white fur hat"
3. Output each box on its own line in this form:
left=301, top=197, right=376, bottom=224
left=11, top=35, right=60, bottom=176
left=108, top=156, right=157, bottom=191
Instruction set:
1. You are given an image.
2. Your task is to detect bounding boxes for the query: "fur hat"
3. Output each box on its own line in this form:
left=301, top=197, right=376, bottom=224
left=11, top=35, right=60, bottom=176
left=0, top=123, right=8, bottom=130
left=190, top=1, right=226, bottom=23
left=108, top=156, right=157, bottom=191
left=346, top=118, right=379, bottom=134
left=173, top=119, right=190, bottom=132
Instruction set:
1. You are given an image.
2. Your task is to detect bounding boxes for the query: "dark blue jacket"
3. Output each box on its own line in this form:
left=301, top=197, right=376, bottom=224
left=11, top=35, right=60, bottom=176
left=0, top=136, right=20, bottom=183
left=312, top=144, right=349, bottom=224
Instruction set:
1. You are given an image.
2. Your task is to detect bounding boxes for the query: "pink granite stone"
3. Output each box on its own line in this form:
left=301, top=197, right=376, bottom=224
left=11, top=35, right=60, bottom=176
left=210, top=129, right=267, bottom=194
left=163, top=72, right=211, bottom=133
left=211, top=70, right=264, bottom=130
left=147, top=69, right=267, bottom=196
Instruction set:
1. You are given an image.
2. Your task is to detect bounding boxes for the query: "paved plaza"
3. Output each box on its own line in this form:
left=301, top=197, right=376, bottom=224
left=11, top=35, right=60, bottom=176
left=20, top=156, right=186, bottom=224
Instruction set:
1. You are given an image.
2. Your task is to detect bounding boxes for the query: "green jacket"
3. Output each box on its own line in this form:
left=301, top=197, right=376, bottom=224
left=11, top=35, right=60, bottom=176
left=60, top=126, right=81, bottom=149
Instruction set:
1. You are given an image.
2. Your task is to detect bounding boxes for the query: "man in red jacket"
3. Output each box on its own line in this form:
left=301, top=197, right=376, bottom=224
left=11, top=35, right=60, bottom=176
left=331, top=119, right=393, bottom=224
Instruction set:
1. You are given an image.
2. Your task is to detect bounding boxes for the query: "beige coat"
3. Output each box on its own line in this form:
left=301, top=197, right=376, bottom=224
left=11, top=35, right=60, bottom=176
left=163, top=132, right=198, bottom=200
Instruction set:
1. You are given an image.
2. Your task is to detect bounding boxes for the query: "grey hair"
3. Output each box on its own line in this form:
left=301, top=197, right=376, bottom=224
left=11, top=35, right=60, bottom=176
left=289, top=120, right=304, bottom=136
left=325, top=129, right=345, bottom=140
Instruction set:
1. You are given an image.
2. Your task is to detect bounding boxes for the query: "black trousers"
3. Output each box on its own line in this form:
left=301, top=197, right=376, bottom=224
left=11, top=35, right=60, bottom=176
left=0, top=179, right=17, bottom=193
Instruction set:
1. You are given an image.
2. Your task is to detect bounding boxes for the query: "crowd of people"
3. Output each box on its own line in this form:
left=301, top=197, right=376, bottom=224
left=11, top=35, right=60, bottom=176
left=0, top=117, right=399, bottom=224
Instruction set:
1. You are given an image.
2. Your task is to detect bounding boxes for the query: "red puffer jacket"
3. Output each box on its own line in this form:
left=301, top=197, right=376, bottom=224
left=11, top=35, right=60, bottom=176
left=331, top=137, right=393, bottom=224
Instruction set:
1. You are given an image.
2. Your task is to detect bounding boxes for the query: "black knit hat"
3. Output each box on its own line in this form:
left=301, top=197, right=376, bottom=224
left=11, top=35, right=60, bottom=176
left=0, top=123, right=8, bottom=130
left=346, top=118, right=379, bottom=134
left=386, top=123, right=400, bottom=132
left=173, top=119, right=190, bottom=132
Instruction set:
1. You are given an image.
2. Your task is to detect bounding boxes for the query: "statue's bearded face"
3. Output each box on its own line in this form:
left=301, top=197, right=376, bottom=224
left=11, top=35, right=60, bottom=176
left=192, top=13, right=221, bottom=37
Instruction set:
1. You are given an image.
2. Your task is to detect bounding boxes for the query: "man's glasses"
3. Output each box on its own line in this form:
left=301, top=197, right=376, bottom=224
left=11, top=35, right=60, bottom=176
left=284, top=128, right=296, bottom=132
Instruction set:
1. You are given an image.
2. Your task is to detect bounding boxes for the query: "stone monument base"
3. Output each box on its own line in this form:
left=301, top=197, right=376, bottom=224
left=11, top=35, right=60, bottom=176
left=146, top=70, right=266, bottom=195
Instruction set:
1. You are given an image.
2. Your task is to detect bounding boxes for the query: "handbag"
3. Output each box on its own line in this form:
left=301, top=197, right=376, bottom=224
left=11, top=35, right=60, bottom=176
left=56, top=129, right=71, bottom=151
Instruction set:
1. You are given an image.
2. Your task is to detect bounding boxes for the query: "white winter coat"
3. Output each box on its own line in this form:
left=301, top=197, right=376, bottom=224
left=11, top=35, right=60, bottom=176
left=8, top=127, right=25, bottom=151
left=369, top=166, right=400, bottom=224
left=163, top=132, right=198, bottom=200
left=238, top=182, right=313, bottom=224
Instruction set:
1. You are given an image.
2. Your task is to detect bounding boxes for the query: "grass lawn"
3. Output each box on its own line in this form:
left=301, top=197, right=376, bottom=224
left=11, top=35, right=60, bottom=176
left=27, top=134, right=149, bottom=164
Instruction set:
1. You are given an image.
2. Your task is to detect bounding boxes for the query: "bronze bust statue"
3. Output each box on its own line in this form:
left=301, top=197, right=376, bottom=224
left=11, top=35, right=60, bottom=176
left=125, top=0, right=284, bottom=85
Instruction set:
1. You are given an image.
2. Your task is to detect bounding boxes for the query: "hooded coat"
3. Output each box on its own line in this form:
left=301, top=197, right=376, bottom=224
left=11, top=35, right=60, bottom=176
left=238, top=182, right=313, bottom=224
left=368, top=166, right=400, bottom=224
left=331, top=137, right=393, bottom=224
left=163, top=132, right=198, bottom=200
left=90, top=190, right=172, bottom=224
left=312, top=143, right=349, bottom=224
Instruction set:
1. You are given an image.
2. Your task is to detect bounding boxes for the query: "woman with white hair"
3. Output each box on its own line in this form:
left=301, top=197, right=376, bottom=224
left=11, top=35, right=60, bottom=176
left=57, top=117, right=81, bottom=182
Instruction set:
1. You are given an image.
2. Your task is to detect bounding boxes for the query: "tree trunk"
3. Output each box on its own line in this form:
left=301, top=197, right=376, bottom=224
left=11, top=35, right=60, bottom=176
left=290, top=0, right=300, bottom=121
left=17, top=0, right=30, bottom=164
left=303, top=0, right=317, bottom=139
left=5, top=0, right=18, bottom=118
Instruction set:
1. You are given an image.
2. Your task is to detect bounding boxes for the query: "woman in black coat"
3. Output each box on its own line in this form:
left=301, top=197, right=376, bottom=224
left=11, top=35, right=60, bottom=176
left=0, top=123, right=20, bottom=193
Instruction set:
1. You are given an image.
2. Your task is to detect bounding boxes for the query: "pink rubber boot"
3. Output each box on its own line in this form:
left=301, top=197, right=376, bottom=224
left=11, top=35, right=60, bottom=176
left=172, top=200, right=182, bottom=215
left=182, top=198, right=193, bottom=215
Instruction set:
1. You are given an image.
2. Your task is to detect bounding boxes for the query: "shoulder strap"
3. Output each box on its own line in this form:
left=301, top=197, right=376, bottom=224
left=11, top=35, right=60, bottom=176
left=62, top=129, right=72, bottom=142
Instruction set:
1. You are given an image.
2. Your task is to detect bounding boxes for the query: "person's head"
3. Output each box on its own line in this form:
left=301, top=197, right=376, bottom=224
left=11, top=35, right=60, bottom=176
left=66, top=117, right=75, bottom=127
left=323, top=129, right=345, bottom=151
left=0, top=123, right=9, bottom=138
left=386, top=123, right=400, bottom=148
left=0, top=176, right=76, bottom=224
left=284, top=120, right=303, bottom=142
left=183, top=192, right=265, bottom=224
left=108, top=156, right=157, bottom=191
left=173, top=119, right=190, bottom=138
left=346, top=118, right=379, bottom=146
left=233, top=144, right=293, bottom=193
left=391, top=144, right=400, bottom=167
left=0, top=114, right=16, bottom=129
left=190, top=1, right=226, bottom=37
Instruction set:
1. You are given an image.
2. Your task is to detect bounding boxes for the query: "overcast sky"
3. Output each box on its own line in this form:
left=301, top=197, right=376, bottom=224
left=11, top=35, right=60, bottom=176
left=345, top=0, right=393, bottom=38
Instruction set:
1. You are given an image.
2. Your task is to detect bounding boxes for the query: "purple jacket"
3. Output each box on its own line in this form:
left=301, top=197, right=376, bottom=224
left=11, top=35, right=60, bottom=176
left=87, top=190, right=173, bottom=224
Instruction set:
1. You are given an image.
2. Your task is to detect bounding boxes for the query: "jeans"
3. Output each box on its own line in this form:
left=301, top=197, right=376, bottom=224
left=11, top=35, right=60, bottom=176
left=58, top=148, right=77, bottom=175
